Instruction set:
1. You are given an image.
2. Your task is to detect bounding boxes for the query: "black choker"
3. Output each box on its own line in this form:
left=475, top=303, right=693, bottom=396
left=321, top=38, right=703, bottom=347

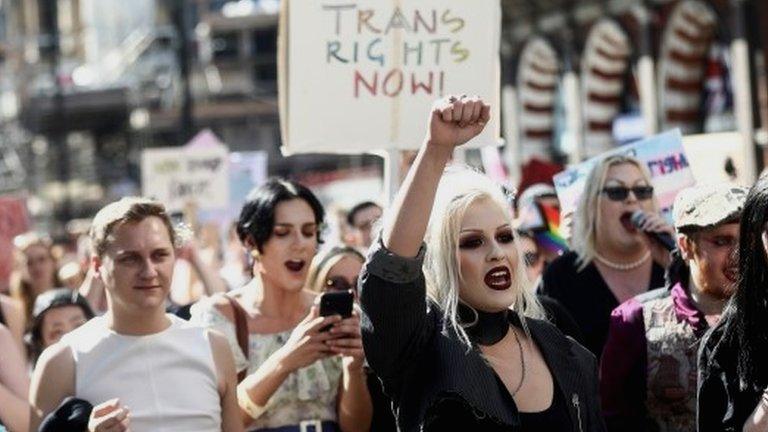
left=458, top=303, right=510, bottom=346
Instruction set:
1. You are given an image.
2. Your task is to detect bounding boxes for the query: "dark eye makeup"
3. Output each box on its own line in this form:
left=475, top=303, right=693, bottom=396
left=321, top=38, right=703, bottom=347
left=459, top=235, right=483, bottom=249
left=459, top=228, right=514, bottom=249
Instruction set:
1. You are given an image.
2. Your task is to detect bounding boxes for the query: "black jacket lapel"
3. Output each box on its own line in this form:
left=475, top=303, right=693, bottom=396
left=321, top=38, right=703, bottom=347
left=526, top=317, right=585, bottom=431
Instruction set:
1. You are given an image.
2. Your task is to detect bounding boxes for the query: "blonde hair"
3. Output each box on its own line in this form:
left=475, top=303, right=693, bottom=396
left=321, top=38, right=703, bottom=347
left=306, top=246, right=365, bottom=293
left=571, top=155, right=659, bottom=271
left=424, top=167, right=543, bottom=347
left=90, top=197, right=176, bottom=257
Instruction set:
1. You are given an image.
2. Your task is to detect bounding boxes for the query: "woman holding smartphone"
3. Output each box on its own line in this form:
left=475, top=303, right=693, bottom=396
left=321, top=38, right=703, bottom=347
left=307, top=246, right=398, bottom=432
left=360, top=95, right=605, bottom=431
left=192, top=178, right=372, bottom=432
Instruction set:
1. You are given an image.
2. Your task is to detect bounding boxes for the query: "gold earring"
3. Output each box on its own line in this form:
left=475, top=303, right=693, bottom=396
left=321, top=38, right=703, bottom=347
left=250, top=249, right=260, bottom=260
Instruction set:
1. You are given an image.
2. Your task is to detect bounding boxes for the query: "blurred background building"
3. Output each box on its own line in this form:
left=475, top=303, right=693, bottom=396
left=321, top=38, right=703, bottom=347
left=0, top=0, right=767, bottom=233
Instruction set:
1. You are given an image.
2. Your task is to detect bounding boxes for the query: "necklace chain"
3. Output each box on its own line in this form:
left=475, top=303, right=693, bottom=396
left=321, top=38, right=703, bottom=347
left=510, top=328, right=526, bottom=397
left=594, top=250, right=651, bottom=271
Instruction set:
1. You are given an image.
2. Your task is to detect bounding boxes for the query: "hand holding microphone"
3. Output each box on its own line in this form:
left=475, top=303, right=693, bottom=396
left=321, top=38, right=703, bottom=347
left=630, top=210, right=676, bottom=269
left=630, top=210, right=676, bottom=251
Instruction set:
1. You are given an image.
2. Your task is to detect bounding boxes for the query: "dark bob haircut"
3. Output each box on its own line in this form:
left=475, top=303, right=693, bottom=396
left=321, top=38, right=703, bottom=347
left=236, top=178, right=325, bottom=252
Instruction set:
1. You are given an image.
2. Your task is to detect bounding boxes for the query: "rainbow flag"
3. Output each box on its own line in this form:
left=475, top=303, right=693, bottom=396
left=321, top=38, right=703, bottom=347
left=535, top=203, right=568, bottom=255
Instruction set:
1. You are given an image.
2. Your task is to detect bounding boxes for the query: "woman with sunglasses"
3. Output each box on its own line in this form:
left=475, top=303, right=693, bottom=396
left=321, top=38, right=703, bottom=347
left=307, top=246, right=365, bottom=296
left=192, top=179, right=372, bottom=432
left=538, top=155, right=672, bottom=358
left=307, top=246, right=397, bottom=432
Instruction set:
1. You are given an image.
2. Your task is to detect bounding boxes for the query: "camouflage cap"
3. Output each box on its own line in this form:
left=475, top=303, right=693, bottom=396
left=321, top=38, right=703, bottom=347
left=673, top=183, right=748, bottom=233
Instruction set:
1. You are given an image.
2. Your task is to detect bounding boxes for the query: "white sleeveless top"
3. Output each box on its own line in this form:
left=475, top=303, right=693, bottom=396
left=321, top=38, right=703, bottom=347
left=62, top=314, right=222, bottom=432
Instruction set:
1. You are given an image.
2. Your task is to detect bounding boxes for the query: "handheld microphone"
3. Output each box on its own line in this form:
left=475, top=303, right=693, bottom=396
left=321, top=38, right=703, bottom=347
left=630, top=210, right=676, bottom=251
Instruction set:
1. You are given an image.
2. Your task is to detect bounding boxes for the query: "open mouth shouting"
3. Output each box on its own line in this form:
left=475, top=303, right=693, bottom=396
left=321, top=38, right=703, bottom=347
left=620, top=212, right=638, bottom=234
left=284, top=259, right=306, bottom=273
left=484, top=266, right=512, bottom=290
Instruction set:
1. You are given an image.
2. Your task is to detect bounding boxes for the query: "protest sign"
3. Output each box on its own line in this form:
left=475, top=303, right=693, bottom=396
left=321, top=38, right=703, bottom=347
left=279, top=0, right=502, bottom=153
left=553, top=129, right=695, bottom=221
left=198, top=151, right=269, bottom=224
left=228, top=151, right=268, bottom=210
left=682, top=132, right=749, bottom=186
left=141, top=144, right=229, bottom=213
left=0, top=196, right=29, bottom=291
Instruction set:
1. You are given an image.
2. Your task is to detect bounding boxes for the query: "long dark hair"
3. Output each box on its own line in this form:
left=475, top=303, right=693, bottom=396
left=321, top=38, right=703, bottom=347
left=712, top=173, right=768, bottom=391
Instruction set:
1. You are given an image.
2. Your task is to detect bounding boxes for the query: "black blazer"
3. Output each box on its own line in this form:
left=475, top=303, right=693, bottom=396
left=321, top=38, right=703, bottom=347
left=360, top=241, right=606, bottom=432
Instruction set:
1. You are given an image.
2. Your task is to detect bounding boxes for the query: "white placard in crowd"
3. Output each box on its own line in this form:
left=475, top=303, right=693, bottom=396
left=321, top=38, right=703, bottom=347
left=279, top=0, right=502, bottom=154
left=553, top=129, right=696, bottom=221
left=141, top=146, right=230, bottom=212
left=682, top=132, right=748, bottom=186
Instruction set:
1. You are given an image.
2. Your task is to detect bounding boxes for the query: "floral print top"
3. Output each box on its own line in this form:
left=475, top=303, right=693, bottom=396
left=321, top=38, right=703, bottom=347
left=191, top=299, right=342, bottom=430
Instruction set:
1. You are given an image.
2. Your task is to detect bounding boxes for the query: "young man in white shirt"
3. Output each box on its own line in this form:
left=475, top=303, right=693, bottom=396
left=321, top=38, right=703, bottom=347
left=28, top=197, right=244, bottom=432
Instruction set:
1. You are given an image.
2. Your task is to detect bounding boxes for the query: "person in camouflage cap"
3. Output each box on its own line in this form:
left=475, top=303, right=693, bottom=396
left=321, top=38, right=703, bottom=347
left=600, top=183, right=747, bottom=432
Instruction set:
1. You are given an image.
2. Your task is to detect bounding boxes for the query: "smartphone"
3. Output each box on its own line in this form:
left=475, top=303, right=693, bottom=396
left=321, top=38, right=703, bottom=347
left=319, top=290, right=354, bottom=319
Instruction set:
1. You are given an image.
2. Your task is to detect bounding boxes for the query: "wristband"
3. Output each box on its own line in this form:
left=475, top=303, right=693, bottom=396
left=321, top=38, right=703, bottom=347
left=237, top=385, right=268, bottom=419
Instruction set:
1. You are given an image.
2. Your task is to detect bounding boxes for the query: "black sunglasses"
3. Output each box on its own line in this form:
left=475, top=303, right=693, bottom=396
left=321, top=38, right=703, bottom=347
left=325, top=276, right=358, bottom=292
left=601, top=186, right=654, bottom=201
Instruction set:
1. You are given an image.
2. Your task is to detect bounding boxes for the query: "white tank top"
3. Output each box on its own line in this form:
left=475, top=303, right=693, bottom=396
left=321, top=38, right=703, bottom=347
left=62, top=314, right=222, bottom=432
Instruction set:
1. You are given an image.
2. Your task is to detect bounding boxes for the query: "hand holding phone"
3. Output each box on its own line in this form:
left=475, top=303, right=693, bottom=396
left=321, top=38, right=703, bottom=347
left=277, top=305, right=341, bottom=371
left=319, top=293, right=364, bottom=369
left=318, top=290, right=354, bottom=319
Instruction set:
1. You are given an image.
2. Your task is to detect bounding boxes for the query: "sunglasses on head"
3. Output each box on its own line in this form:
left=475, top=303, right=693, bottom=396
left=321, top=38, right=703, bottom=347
left=324, top=276, right=357, bottom=292
left=601, top=186, right=654, bottom=201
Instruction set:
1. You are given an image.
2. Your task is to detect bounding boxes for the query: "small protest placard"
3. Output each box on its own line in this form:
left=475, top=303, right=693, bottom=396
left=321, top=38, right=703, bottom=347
left=141, top=141, right=229, bottom=213
left=197, top=151, right=269, bottom=224
left=279, top=0, right=502, bottom=153
left=553, top=129, right=695, bottom=221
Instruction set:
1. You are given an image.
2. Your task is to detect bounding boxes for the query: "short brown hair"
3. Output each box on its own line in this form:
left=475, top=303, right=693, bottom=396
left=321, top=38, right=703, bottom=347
left=90, top=197, right=176, bottom=257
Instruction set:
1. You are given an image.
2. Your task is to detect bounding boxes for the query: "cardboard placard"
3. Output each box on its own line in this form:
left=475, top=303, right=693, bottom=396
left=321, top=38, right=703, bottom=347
left=197, top=151, right=269, bottom=224
left=553, top=129, right=695, bottom=220
left=141, top=145, right=229, bottom=212
left=682, top=132, right=748, bottom=186
left=279, top=0, right=502, bottom=153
